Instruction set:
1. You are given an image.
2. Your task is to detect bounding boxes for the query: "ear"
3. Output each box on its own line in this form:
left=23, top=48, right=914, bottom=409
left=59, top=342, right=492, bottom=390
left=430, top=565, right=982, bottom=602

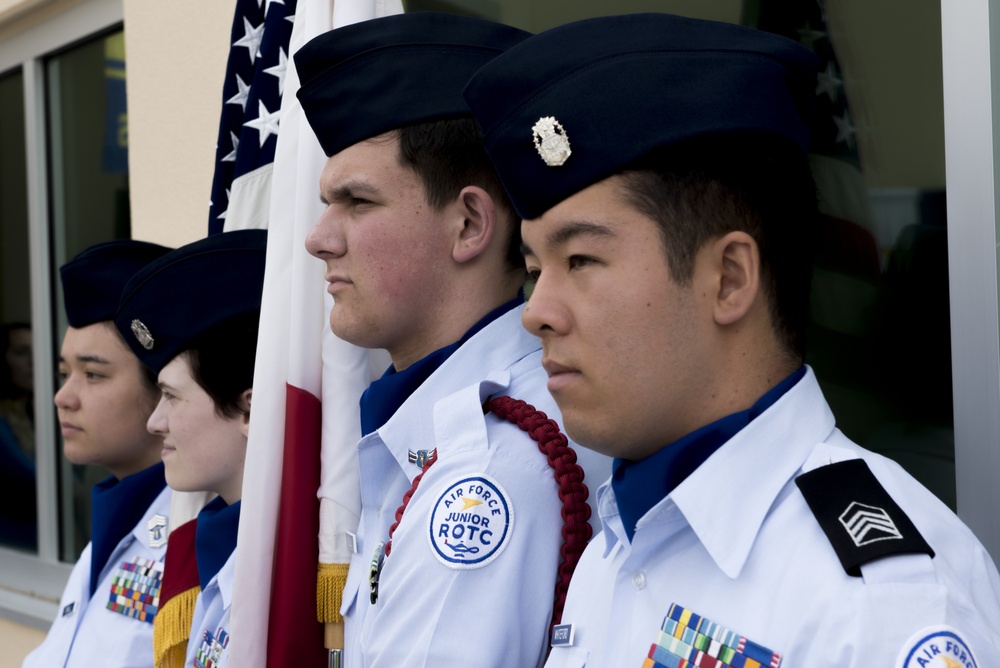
left=451, top=185, right=497, bottom=264
left=238, top=388, right=253, bottom=437
left=711, top=231, right=761, bottom=326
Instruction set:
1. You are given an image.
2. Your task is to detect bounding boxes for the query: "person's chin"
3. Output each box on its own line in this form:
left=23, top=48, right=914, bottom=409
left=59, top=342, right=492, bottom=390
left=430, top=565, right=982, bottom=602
left=62, top=442, right=92, bottom=467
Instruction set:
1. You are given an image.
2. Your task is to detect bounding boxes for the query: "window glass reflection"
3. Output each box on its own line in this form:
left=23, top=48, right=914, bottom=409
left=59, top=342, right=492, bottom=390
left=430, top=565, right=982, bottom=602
left=408, top=0, right=955, bottom=508
left=0, top=68, right=38, bottom=553
left=47, top=29, right=131, bottom=562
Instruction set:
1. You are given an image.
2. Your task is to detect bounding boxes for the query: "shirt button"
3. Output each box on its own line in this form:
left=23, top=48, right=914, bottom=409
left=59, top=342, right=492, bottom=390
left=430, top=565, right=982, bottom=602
left=632, top=571, right=646, bottom=590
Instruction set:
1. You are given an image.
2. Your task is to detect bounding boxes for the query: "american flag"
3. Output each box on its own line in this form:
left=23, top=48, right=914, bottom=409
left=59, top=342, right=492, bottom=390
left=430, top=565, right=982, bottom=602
left=747, top=0, right=861, bottom=166
left=208, top=0, right=298, bottom=235
left=215, top=1, right=400, bottom=666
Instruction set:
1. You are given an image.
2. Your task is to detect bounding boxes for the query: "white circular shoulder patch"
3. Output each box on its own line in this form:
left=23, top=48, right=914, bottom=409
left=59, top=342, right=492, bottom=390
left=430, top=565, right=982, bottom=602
left=894, top=626, right=979, bottom=668
left=427, top=475, right=514, bottom=570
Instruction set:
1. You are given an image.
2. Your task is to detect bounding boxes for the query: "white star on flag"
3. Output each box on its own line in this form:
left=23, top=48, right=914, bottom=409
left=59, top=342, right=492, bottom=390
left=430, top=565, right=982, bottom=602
left=244, top=100, right=281, bottom=147
left=217, top=188, right=231, bottom=221
left=833, top=110, right=856, bottom=148
left=816, top=61, right=842, bottom=102
left=226, top=74, right=251, bottom=111
left=264, top=0, right=285, bottom=15
left=797, top=21, right=827, bottom=49
left=233, top=16, right=265, bottom=65
left=264, top=47, right=289, bottom=94
left=222, top=131, right=240, bottom=162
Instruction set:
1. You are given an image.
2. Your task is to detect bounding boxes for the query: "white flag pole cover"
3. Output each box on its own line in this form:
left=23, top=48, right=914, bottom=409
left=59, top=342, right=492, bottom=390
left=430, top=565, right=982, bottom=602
left=227, top=0, right=331, bottom=664
left=228, top=0, right=399, bottom=666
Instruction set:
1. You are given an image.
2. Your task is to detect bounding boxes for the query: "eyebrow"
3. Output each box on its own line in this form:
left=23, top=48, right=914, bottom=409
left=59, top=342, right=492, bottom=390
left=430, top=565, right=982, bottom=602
left=319, top=179, right=381, bottom=206
left=59, top=354, right=112, bottom=365
left=521, top=220, right=617, bottom=257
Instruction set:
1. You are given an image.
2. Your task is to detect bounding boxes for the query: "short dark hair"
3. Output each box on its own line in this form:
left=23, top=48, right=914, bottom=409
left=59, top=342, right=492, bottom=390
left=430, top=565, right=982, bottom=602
left=394, top=118, right=523, bottom=271
left=183, top=312, right=260, bottom=420
left=96, top=321, right=160, bottom=397
left=619, top=132, right=818, bottom=359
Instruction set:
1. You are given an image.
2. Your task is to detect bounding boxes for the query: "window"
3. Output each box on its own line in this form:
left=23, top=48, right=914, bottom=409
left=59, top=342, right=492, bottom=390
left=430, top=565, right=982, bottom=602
left=0, top=0, right=126, bottom=625
left=410, top=0, right=957, bottom=508
left=47, top=27, right=132, bottom=562
left=0, top=67, right=37, bottom=555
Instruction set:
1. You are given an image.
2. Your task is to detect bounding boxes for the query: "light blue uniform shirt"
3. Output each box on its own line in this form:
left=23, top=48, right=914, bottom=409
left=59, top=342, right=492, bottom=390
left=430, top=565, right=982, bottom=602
left=23, top=482, right=170, bottom=668
left=339, top=305, right=611, bottom=668
left=184, top=497, right=240, bottom=668
left=544, top=367, right=1000, bottom=667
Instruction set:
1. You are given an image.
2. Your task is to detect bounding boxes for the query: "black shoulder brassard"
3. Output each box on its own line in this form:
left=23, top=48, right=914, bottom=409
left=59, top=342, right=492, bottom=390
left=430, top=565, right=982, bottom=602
left=795, top=458, right=934, bottom=576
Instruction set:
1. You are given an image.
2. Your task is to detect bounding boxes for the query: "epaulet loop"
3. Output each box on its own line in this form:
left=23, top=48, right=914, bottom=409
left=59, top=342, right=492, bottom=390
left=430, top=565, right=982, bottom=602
left=795, top=458, right=934, bottom=577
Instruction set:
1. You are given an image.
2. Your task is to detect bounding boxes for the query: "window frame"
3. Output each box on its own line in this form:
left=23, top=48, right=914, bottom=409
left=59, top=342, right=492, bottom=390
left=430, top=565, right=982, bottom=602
left=0, top=0, right=124, bottom=627
left=941, top=0, right=1000, bottom=562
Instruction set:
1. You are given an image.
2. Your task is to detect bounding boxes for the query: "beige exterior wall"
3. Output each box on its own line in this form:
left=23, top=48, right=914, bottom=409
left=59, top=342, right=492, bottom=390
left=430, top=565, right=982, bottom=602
left=122, top=0, right=235, bottom=247
left=0, top=0, right=235, bottom=653
left=0, top=618, right=45, bottom=667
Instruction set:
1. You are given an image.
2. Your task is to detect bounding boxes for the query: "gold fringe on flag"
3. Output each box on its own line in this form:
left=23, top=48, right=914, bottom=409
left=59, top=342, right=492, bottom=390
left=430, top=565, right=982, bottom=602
left=153, top=585, right=199, bottom=668
left=316, top=561, right=350, bottom=623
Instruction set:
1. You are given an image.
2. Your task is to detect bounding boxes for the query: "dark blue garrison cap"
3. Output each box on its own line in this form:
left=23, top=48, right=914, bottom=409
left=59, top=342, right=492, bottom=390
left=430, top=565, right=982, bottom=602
left=463, top=13, right=820, bottom=220
left=114, top=229, right=267, bottom=374
left=295, top=12, right=531, bottom=157
left=60, top=240, right=173, bottom=328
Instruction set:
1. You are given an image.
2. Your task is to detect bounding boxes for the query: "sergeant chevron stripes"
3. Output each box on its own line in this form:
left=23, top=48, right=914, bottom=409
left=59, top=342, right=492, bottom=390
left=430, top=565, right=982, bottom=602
left=838, top=501, right=903, bottom=547
left=795, top=459, right=934, bottom=576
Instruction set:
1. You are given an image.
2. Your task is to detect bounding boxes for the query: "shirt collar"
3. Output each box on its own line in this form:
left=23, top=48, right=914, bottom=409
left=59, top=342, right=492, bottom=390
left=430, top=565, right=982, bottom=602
left=359, top=293, right=523, bottom=437
left=89, top=462, right=167, bottom=596
left=597, top=366, right=835, bottom=578
left=667, top=366, right=835, bottom=578
left=368, top=303, right=542, bottom=478
left=217, top=547, right=238, bottom=609
left=610, top=367, right=805, bottom=543
left=195, top=497, right=241, bottom=591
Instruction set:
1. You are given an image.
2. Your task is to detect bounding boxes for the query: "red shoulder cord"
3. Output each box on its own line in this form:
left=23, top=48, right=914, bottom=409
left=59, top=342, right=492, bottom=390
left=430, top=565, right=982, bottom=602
left=383, top=395, right=592, bottom=631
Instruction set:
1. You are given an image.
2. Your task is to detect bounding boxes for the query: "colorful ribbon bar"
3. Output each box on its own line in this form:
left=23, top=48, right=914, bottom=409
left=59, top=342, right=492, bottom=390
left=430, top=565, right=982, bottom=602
left=644, top=604, right=782, bottom=668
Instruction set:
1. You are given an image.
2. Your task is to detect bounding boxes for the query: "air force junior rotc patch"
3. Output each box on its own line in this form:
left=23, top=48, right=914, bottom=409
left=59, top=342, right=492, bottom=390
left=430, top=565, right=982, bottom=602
left=428, top=475, right=513, bottom=569
left=895, top=626, right=979, bottom=668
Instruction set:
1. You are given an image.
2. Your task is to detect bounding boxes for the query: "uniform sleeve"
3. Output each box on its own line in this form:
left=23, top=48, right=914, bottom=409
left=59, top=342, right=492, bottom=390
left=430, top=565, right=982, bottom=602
left=866, top=550, right=1000, bottom=667
left=788, top=550, right=1000, bottom=666
left=359, top=420, right=562, bottom=668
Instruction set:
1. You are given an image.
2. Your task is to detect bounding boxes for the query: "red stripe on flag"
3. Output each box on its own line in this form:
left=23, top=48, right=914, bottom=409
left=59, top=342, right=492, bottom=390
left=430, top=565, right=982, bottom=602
left=266, top=383, right=326, bottom=666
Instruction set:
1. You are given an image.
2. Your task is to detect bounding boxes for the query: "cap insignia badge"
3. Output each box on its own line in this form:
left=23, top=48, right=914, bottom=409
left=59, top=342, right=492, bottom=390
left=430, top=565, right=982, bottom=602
left=532, top=116, right=572, bottom=167
left=131, top=319, right=155, bottom=350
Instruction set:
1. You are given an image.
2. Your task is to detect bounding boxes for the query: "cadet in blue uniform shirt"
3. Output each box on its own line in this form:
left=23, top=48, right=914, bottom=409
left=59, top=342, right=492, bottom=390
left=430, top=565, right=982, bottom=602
left=463, top=13, right=1000, bottom=668
left=25, top=240, right=173, bottom=668
left=114, top=230, right=267, bottom=668
left=294, top=12, right=610, bottom=668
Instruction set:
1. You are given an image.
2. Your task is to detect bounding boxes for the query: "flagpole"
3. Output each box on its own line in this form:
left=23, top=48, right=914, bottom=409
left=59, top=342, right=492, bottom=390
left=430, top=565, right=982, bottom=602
left=326, top=627, right=344, bottom=667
